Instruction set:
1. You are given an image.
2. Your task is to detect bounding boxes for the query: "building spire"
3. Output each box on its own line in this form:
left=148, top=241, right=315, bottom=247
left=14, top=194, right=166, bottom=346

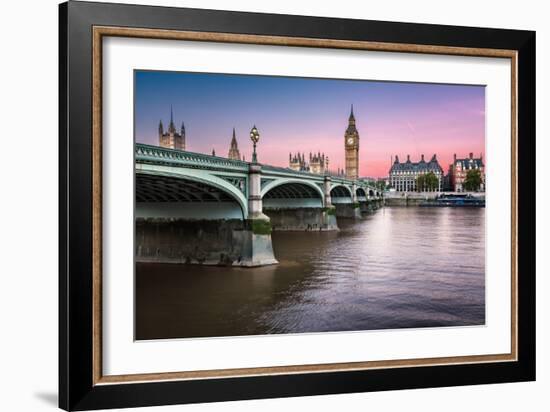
left=228, top=127, right=241, bottom=160
left=168, top=105, right=176, bottom=133
left=349, top=104, right=355, bottom=121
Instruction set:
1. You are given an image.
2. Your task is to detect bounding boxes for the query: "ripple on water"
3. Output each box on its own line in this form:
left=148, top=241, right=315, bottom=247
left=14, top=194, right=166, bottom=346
left=135, top=207, right=486, bottom=339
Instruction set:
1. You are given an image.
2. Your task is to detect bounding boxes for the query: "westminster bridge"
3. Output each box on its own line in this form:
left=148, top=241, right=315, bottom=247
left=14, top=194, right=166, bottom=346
left=135, top=144, right=383, bottom=267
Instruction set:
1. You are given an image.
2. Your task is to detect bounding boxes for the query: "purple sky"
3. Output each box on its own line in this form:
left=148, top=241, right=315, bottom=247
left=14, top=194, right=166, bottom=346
left=135, top=71, right=485, bottom=177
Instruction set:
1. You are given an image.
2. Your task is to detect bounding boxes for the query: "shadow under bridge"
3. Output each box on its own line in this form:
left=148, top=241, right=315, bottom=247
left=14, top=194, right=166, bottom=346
left=135, top=172, right=247, bottom=220
left=261, top=180, right=337, bottom=231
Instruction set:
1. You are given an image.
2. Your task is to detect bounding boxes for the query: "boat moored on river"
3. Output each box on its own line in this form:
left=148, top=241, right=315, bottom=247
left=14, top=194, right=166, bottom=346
left=420, top=193, right=485, bottom=207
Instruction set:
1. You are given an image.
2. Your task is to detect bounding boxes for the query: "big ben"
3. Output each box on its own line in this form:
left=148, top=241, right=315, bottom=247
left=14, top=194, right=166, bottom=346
left=344, top=105, right=360, bottom=180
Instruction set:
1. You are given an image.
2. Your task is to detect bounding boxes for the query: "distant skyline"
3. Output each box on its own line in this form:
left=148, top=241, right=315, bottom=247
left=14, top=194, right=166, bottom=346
left=135, top=70, right=485, bottom=177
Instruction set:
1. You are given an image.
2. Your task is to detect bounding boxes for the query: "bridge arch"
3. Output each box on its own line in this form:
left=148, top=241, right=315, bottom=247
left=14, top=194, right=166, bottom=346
left=135, top=167, right=248, bottom=219
left=368, top=189, right=375, bottom=197
left=261, top=179, right=325, bottom=208
left=356, top=187, right=367, bottom=197
left=330, top=184, right=353, bottom=198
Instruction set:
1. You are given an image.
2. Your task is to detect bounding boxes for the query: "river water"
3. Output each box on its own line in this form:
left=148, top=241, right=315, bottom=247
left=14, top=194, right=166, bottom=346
left=136, top=207, right=485, bottom=340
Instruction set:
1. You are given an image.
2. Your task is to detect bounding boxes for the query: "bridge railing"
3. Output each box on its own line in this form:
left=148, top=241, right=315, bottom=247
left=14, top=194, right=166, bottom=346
left=135, top=144, right=380, bottom=193
left=136, top=143, right=249, bottom=172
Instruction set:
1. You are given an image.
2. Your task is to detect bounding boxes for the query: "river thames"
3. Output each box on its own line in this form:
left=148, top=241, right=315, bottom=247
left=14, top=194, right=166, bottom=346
left=135, top=207, right=485, bottom=340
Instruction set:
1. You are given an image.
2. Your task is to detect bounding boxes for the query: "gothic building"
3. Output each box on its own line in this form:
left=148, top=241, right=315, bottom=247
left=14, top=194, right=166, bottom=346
left=389, top=154, right=444, bottom=192
left=448, top=153, right=485, bottom=192
left=344, top=105, right=360, bottom=180
left=158, top=107, right=185, bottom=150
left=227, top=128, right=241, bottom=160
left=289, top=152, right=308, bottom=172
left=288, top=152, right=327, bottom=174
left=310, top=152, right=327, bottom=174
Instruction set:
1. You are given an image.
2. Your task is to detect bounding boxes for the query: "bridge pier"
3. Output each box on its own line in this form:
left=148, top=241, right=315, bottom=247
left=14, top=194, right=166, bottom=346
left=264, top=207, right=338, bottom=231
left=358, top=200, right=369, bottom=213
left=323, top=176, right=338, bottom=229
left=333, top=203, right=362, bottom=219
left=242, top=163, right=278, bottom=266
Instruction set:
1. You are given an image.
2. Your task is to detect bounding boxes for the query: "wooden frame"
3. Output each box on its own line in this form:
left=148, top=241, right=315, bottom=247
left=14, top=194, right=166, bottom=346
left=60, top=1, right=535, bottom=410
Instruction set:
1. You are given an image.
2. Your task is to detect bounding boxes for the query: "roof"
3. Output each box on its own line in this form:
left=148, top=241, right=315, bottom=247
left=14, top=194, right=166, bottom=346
left=389, top=155, right=443, bottom=174
left=455, top=157, right=484, bottom=169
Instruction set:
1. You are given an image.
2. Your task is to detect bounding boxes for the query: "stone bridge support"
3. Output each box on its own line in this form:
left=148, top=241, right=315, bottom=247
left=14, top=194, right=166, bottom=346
left=241, top=163, right=278, bottom=266
left=261, top=175, right=338, bottom=232
left=332, top=182, right=361, bottom=219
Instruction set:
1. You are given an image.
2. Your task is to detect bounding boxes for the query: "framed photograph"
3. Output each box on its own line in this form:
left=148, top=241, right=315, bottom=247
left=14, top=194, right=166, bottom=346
left=59, top=1, right=536, bottom=410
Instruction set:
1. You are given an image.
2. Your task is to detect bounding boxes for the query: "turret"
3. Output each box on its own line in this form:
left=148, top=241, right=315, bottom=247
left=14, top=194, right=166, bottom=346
left=168, top=105, right=176, bottom=133
left=228, top=128, right=241, bottom=160
left=158, top=119, right=164, bottom=135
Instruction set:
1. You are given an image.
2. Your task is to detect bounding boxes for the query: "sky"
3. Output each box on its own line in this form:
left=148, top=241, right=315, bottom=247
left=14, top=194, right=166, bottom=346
left=135, top=70, right=485, bottom=178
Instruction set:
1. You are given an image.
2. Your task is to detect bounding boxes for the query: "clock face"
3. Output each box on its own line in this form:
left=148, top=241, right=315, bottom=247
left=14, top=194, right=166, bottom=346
left=347, top=137, right=354, bottom=145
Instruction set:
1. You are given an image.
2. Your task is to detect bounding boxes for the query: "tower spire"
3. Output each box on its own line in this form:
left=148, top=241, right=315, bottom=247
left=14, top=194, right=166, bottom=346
left=349, top=104, right=355, bottom=120
left=228, top=127, right=241, bottom=160
left=168, top=105, right=176, bottom=133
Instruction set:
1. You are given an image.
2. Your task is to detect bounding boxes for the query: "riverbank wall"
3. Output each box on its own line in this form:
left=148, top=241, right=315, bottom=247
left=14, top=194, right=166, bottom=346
left=384, top=192, right=485, bottom=206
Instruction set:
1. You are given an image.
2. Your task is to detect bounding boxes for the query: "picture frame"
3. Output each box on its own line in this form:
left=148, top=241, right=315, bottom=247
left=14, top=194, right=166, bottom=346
left=59, top=1, right=536, bottom=410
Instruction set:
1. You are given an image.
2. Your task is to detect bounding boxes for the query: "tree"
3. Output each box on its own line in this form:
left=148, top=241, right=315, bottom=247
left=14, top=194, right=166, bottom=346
left=416, top=174, right=426, bottom=192
left=463, top=169, right=482, bottom=192
left=416, top=172, right=439, bottom=192
left=424, top=172, right=439, bottom=191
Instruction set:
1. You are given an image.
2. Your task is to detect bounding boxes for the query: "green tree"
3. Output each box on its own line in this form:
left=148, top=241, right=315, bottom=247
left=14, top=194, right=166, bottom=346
left=424, top=172, right=439, bottom=191
left=416, top=174, right=426, bottom=192
left=463, top=169, right=482, bottom=191
left=416, top=172, right=439, bottom=192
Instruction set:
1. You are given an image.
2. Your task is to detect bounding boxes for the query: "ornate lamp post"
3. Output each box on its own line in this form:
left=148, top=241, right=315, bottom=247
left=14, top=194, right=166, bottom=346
left=250, top=125, right=260, bottom=163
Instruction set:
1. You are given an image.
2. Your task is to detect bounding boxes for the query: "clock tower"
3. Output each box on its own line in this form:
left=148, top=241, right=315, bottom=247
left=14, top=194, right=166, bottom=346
left=344, top=105, right=360, bottom=180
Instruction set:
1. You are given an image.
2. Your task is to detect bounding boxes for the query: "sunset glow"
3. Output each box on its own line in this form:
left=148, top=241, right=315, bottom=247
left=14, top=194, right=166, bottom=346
left=135, top=71, right=485, bottom=177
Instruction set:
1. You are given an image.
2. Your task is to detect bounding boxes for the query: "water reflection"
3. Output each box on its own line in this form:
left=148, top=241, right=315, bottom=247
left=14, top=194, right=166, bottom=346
left=136, top=207, right=485, bottom=340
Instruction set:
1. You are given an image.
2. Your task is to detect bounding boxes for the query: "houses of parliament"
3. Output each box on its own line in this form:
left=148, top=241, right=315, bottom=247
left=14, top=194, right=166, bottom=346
left=158, top=105, right=361, bottom=180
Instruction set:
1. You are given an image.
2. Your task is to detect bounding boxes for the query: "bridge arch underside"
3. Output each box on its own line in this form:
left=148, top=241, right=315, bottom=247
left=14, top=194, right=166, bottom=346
left=261, top=181, right=337, bottom=231
left=330, top=185, right=352, bottom=204
left=262, top=181, right=323, bottom=209
left=356, top=187, right=367, bottom=202
left=135, top=173, right=245, bottom=220
left=135, top=173, right=278, bottom=267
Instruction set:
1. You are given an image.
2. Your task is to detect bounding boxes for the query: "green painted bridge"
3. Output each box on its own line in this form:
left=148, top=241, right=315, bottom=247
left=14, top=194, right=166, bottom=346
left=135, top=144, right=383, bottom=267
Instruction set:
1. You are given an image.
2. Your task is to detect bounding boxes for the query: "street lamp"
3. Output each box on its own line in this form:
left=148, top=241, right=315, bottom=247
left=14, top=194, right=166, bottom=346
left=250, top=125, right=260, bottom=163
